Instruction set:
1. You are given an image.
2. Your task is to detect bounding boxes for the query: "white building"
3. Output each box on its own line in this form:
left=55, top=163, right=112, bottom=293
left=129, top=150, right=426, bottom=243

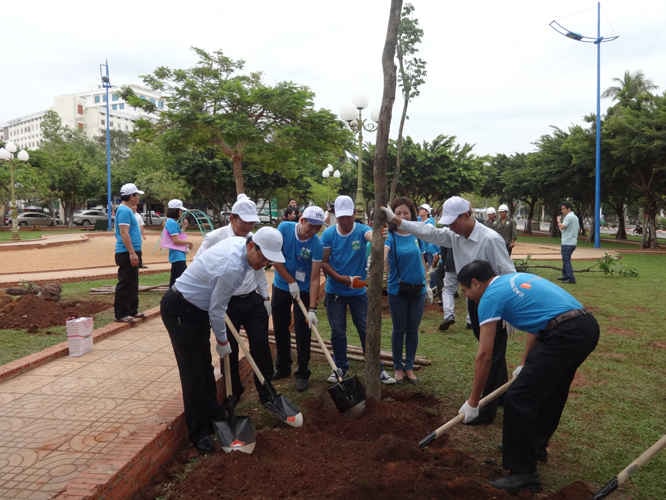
left=1, top=84, right=163, bottom=150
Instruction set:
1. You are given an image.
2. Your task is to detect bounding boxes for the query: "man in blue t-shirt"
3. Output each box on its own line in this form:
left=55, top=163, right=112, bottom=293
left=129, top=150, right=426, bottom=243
left=456, top=260, right=599, bottom=493
left=114, top=183, right=145, bottom=322
left=271, top=205, right=325, bottom=392
left=321, top=195, right=395, bottom=384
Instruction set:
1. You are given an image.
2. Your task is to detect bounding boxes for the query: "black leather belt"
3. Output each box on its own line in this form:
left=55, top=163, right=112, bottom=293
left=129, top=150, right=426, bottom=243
left=232, top=291, right=256, bottom=300
left=545, top=309, right=587, bottom=331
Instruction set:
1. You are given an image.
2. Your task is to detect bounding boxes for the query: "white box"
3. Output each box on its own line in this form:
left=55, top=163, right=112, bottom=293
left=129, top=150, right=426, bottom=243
left=66, top=317, right=93, bottom=357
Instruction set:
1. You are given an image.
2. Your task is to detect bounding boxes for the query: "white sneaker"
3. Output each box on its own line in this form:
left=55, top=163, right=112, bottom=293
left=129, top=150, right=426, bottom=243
left=380, top=370, right=396, bottom=385
left=327, top=371, right=339, bottom=383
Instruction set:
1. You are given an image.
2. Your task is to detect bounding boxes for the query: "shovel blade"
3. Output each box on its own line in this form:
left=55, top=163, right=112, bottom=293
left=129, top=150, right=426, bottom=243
left=213, top=416, right=256, bottom=454
left=328, top=375, right=366, bottom=416
left=263, top=394, right=303, bottom=427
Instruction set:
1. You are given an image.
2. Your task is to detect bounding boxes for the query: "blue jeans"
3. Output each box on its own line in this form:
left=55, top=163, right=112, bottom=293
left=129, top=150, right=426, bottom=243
left=388, top=293, right=424, bottom=370
left=325, top=293, right=367, bottom=373
left=561, top=245, right=576, bottom=281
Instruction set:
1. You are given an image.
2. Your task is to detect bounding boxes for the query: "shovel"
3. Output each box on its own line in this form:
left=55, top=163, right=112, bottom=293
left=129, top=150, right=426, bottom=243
left=295, top=296, right=366, bottom=417
left=224, top=317, right=303, bottom=428
left=419, top=375, right=516, bottom=449
left=213, top=356, right=256, bottom=454
left=592, top=434, right=666, bottom=499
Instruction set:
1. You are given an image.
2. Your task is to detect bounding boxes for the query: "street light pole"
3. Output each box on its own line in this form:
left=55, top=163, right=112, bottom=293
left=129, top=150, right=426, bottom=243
left=0, top=141, right=30, bottom=240
left=550, top=2, right=618, bottom=248
left=100, top=60, right=113, bottom=230
left=340, top=97, right=378, bottom=222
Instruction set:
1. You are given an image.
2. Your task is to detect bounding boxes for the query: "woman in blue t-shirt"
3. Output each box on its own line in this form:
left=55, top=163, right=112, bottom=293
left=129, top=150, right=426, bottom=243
left=384, top=197, right=426, bottom=383
left=162, top=199, right=193, bottom=286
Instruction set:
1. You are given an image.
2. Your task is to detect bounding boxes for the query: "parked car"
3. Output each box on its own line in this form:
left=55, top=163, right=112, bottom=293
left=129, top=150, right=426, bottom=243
left=9, top=212, right=61, bottom=226
left=72, top=209, right=109, bottom=226
left=141, top=211, right=165, bottom=226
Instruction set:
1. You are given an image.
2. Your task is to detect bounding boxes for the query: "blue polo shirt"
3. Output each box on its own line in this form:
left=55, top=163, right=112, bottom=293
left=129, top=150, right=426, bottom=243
left=385, top=232, right=426, bottom=296
left=321, top=222, right=371, bottom=296
left=273, top=221, right=323, bottom=292
left=114, top=204, right=142, bottom=253
left=478, top=272, right=582, bottom=333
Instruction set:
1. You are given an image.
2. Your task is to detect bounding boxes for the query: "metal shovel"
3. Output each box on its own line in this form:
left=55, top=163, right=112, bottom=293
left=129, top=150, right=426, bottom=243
left=213, top=356, right=256, bottom=454
left=592, top=434, right=666, bottom=499
left=419, top=376, right=516, bottom=448
left=295, top=297, right=366, bottom=417
left=224, top=317, right=303, bottom=428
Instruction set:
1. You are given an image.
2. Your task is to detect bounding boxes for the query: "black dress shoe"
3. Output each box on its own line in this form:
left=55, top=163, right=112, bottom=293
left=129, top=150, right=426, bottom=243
left=194, top=435, right=215, bottom=454
left=272, top=369, right=291, bottom=380
left=294, top=377, right=309, bottom=392
left=490, top=472, right=541, bottom=493
left=438, top=318, right=455, bottom=331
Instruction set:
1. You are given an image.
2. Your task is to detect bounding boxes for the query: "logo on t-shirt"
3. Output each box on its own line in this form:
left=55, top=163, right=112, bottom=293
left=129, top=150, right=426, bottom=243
left=299, top=247, right=312, bottom=260
left=351, top=240, right=361, bottom=251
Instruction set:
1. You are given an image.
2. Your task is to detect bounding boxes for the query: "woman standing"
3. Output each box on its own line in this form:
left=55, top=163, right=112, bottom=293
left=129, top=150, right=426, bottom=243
left=162, top=199, right=192, bottom=286
left=384, top=197, right=426, bottom=383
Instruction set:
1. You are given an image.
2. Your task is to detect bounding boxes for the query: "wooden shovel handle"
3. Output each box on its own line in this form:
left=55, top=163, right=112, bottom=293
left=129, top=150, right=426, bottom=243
left=223, top=355, right=232, bottom=398
left=224, top=316, right=266, bottom=385
left=295, top=296, right=340, bottom=375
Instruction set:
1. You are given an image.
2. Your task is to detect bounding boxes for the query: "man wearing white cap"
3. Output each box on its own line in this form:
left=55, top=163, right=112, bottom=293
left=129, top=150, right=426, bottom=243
left=194, top=194, right=273, bottom=403
left=114, top=183, right=145, bottom=323
left=321, top=195, right=396, bottom=385
left=161, top=227, right=285, bottom=454
left=382, top=195, right=515, bottom=423
left=271, top=205, right=325, bottom=392
left=418, top=203, right=439, bottom=302
left=485, top=207, right=497, bottom=228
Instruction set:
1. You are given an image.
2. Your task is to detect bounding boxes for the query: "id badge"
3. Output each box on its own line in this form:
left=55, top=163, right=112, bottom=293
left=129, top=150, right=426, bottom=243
left=295, top=270, right=306, bottom=282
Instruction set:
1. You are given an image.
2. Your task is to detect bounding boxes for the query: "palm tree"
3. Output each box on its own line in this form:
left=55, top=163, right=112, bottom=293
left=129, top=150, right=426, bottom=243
left=602, top=70, right=658, bottom=109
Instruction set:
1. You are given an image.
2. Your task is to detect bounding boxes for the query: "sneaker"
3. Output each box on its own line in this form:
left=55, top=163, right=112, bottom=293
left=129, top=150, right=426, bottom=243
left=132, top=313, right=146, bottom=319
left=380, top=370, right=396, bottom=385
left=490, top=472, right=541, bottom=493
left=439, top=318, right=455, bottom=331
left=115, top=316, right=136, bottom=323
left=294, top=377, right=309, bottom=392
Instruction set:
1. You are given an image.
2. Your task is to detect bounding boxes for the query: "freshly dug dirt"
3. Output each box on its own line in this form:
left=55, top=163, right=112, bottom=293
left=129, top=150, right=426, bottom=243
left=136, top=389, right=594, bottom=499
left=0, top=294, right=111, bottom=331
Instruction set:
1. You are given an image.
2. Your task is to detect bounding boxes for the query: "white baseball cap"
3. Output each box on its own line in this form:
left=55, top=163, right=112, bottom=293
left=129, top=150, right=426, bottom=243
left=498, top=204, right=509, bottom=212
left=253, top=227, right=285, bottom=263
left=167, top=199, right=186, bottom=210
left=419, top=203, right=432, bottom=215
left=120, top=183, right=144, bottom=196
left=439, top=196, right=471, bottom=225
left=231, top=194, right=259, bottom=223
left=301, top=205, right=325, bottom=226
left=486, top=207, right=496, bottom=215
left=334, top=195, right=354, bottom=217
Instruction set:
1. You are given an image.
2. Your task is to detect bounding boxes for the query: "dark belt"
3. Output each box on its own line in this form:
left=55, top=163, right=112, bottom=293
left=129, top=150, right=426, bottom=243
left=232, top=291, right=257, bottom=300
left=545, top=309, right=587, bottom=331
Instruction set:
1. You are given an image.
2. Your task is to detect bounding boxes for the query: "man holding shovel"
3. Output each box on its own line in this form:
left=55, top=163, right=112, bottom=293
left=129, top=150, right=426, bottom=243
left=271, top=205, right=325, bottom=392
left=456, top=260, right=599, bottom=493
left=161, top=227, right=285, bottom=454
left=382, top=196, right=515, bottom=423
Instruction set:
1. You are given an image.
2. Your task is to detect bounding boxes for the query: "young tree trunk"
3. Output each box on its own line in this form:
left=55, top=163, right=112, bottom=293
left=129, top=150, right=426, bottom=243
left=232, top=153, right=245, bottom=195
left=365, top=0, right=402, bottom=400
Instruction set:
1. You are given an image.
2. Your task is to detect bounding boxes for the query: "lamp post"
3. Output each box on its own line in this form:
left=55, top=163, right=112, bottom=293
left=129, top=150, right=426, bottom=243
left=550, top=2, right=618, bottom=248
left=322, top=163, right=341, bottom=205
left=100, top=60, right=113, bottom=230
left=340, top=96, right=378, bottom=221
left=0, top=141, right=30, bottom=240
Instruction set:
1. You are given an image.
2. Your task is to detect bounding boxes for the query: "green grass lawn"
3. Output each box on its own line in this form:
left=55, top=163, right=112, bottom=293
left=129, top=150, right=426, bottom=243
left=1, top=255, right=664, bottom=498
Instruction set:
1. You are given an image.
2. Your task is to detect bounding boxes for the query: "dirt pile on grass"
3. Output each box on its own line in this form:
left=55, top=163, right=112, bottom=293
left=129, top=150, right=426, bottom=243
left=0, top=294, right=111, bottom=330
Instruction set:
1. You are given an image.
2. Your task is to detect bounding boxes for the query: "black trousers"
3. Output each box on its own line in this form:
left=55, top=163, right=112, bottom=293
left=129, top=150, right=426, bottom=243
left=226, top=292, right=273, bottom=402
left=169, top=261, right=187, bottom=287
left=160, top=289, right=222, bottom=444
left=271, top=286, right=312, bottom=379
left=503, top=313, right=599, bottom=473
left=468, top=298, right=508, bottom=422
left=114, top=251, right=141, bottom=319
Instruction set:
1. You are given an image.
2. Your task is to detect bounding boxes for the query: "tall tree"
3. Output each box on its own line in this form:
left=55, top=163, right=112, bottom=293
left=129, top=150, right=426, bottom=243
left=389, top=2, right=427, bottom=200
left=366, top=0, right=402, bottom=399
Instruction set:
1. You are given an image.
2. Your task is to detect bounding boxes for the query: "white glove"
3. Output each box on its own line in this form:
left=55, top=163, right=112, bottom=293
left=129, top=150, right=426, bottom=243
left=512, top=365, right=523, bottom=378
left=307, top=310, right=318, bottom=327
left=381, top=206, right=396, bottom=223
left=288, top=281, right=300, bottom=299
left=459, top=400, right=479, bottom=424
left=425, top=286, right=434, bottom=304
left=216, top=340, right=232, bottom=358
left=264, top=299, right=271, bottom=317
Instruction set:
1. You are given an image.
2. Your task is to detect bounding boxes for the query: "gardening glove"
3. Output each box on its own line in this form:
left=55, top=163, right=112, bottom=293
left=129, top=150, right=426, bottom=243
left=425, top=286, right=434, bottom=304
left=264, top=298, right=272, bottom=317
left=459, top=400, right=479, bottom=424
left=350, top=276, right=367, bottom=289
left=512, top=365, right=523, bottom=378
left=380, top=206, right=396, bottom=223
left=216, top=340, right=232, bottom=359
left=307, top=309, right=318, bottom=327
left=288, top=281, right=300, bottom=299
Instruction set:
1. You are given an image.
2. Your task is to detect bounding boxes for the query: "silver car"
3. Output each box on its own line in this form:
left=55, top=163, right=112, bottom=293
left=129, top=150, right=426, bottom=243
left=72, top=209, right=108, bottom=225
left=13, top=212, right=60, bottom=226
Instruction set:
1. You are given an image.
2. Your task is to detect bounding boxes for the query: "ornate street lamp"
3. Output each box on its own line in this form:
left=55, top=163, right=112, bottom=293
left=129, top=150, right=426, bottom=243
left=0, top=141, right=30, bottom=240
left=340, top=96, right=378, bottom=221
left=550, top=2, right=618, bottom=248
left=100, top=60, right=113, bottom=230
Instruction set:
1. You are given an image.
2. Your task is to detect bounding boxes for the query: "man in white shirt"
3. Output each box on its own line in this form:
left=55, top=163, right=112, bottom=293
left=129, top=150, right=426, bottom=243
left=161, top=227, right=285, bottom=454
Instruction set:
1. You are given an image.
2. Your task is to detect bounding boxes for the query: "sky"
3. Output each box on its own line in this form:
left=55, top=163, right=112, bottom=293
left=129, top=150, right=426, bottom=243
left=2, top=0, right=665, bottom=157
